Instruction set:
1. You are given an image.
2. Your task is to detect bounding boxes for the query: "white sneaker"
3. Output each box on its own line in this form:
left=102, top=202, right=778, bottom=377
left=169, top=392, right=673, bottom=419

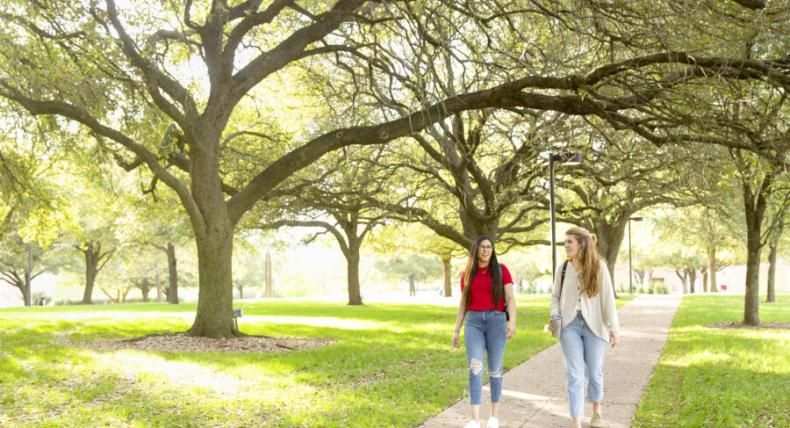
left=463, top=421, right=481, bottom=428
left=487, top=417, right=500, bottom=428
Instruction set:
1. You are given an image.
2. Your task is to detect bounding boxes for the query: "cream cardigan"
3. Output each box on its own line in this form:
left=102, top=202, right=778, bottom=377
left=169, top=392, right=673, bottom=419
left=550, top=259, right=620, bottom=342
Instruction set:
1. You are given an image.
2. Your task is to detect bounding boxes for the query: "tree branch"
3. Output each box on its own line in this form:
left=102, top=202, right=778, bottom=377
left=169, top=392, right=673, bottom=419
left=0, top=85, right=205, bottom=231
left=230, top=0, right=367, bottom=108
left=258, top=219, right=350, bottom=254
left=103, top=0, right=198, bottom=127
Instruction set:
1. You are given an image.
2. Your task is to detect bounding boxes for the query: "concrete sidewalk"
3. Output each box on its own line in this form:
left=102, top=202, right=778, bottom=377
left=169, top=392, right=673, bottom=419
left=420, top=294, right=682, bottom=428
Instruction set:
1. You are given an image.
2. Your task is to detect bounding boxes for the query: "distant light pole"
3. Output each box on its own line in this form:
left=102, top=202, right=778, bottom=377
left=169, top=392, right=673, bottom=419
left=628, top=216, right=643, bottom=294
left=549, top=152, right=582, bottom=279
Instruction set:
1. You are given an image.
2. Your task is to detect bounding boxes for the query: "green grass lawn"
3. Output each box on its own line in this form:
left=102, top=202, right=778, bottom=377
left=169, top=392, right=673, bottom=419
left=633, top=295, right=790, bottom=428
left=0, top=296, right=574, bottom=427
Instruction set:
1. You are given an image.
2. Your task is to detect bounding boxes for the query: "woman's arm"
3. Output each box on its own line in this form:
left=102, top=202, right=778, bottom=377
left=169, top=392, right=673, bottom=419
left=600, top=261, right=620, bottom=347
left=452, top=298, right=466, bottom=348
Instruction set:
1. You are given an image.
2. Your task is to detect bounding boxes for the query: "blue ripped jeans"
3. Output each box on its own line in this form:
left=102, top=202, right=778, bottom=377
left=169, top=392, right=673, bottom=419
left=464, top=310, right=507, bottom=405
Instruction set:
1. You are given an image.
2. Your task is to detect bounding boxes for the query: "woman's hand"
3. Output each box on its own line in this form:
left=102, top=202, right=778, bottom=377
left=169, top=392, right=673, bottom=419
left=507, top=321, right=516, bottom=339
left=452, top=330, right=460, bottom=348
left=609, top=332, right=619, bottom=348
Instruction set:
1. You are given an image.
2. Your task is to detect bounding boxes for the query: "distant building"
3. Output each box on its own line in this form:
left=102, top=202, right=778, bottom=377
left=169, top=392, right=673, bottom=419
left=614, top=260, right=790, bottom=295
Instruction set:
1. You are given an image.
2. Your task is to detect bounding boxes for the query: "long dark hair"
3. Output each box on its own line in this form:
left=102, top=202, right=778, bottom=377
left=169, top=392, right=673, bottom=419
left=461, top=236, right=503, bottom=310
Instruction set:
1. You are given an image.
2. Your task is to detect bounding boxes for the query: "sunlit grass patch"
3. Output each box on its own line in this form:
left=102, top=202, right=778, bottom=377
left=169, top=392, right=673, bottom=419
left=633, top=295, right=790, bottom=428
left=0, top=295, right=634, bottom=426
left=0, top=296, right=563, bottom=427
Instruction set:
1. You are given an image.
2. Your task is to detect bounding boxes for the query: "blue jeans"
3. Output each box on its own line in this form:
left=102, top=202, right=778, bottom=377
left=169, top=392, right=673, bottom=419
left=464, top=311, right=507, bottom=405
left=559, top=313, right=608, bottom=417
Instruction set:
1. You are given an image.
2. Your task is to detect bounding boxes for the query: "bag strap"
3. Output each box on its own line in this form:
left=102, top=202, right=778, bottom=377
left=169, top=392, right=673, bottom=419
left=559, top=260, right=569, bottom=299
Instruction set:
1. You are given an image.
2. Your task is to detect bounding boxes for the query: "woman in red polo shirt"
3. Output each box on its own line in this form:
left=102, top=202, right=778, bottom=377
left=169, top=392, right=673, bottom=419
left=452, top=236, right=516, bottom=428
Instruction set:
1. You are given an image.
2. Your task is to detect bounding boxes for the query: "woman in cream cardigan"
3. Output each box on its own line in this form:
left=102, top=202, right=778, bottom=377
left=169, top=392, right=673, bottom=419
left=550, top=227, right=620, bottom=428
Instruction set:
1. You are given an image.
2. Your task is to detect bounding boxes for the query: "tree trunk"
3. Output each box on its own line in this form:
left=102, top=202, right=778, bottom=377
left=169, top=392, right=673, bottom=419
left=24, top=244, right=32, bottom=307
left=442, top=256, right=452, bottom=297
left=742, top=178, right=768, bottom=326
left=592, top=218, right=628, bottom=295
left=766, top=242, right=776, bottom=303
left=765, top=214, right=783, bottom=304
left=187, top=209, right=237, bottom=337
left=166, top=242, right=179, bottom=304
left=676, top=270, right=688, bottom=294
left=264, top=250, right=273, bottom=298
left=140, top=280, right=151, bottom=302
left=346, top=239, right=363, bottom=306
left=643, top=269, right=653, bottom=293
left=183, top=129, right=240, bottom=337
left=743, top=238, right=761, bottom=325
left=702, top=271, right=709, bottom=293
left=188, top=229, right=235, bottom=336
left=7, top=274, right=29, bottom=305
left=707, top=246, right=718, bottom=293
left=82, top=242, right=99, bottom=304
left=237, top=283, right=244, bottom=299
left=634, top=269, right=645, bottom=286
left=688, top=269, right=697, bottom=294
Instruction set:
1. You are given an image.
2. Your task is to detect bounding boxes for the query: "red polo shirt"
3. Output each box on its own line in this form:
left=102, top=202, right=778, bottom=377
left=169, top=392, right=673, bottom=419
left=460, top=264, right=513, bottom=311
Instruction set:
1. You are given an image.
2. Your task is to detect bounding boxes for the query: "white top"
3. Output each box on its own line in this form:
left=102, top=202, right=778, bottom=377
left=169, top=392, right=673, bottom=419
left=550, top=259, right=620, bottom=342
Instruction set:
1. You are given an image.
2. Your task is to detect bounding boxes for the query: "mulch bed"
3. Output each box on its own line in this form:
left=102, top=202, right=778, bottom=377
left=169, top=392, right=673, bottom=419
left=67, top=333, right=333, bottom=353
left=707, top=322, right=790, bottom=330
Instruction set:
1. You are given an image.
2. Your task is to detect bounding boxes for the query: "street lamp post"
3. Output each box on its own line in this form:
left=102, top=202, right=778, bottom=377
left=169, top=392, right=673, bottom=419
left=628, top=216, right=643, bottom=294
left=549, top=152, right=582, bottom=279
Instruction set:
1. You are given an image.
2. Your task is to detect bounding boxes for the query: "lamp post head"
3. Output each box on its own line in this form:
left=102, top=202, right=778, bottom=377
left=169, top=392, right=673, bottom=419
left=550, top=152, right=583, bottom=166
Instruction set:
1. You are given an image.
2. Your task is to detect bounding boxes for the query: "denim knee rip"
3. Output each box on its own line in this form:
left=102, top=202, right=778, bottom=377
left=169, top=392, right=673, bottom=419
left=470, top=358, right=483, bottom=376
